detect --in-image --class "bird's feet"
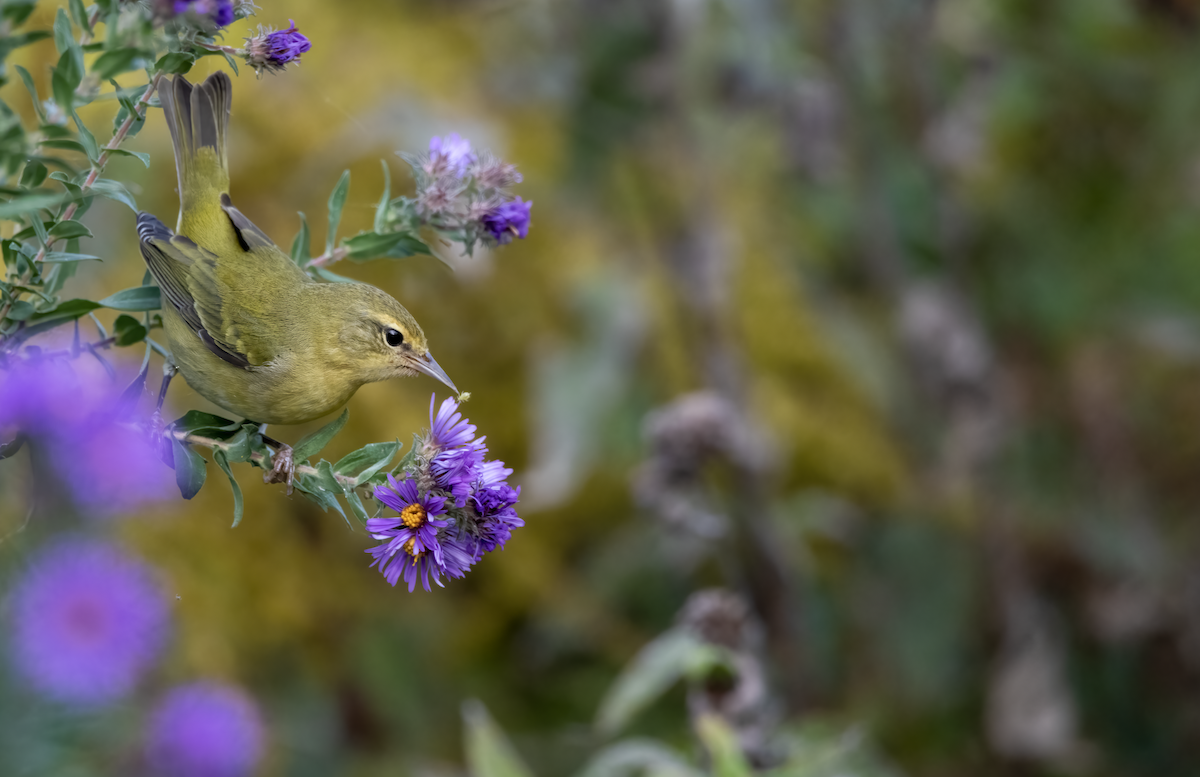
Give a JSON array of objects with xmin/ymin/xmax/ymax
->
[{"xmin": 263, "ymin": 443, "xmax": 296, "ymax": 495}]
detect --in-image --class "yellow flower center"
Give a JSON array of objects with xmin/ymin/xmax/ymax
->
[
  {"xmin": 401, "ymin": 503, "xmax": 427, "ymax": 529},
  {"xmin": 403, "ymin": 538, "xmax": 423, "ymax": 558}
]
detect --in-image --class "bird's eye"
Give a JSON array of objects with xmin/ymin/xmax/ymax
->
[{"xmin": 385, "ymin": 328, "xmax": 404, "ymax": 347}]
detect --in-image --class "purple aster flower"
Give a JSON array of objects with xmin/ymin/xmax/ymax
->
[
  {"xmin": 481, "ymin": 197, "xmax": 532, "ymax": 245},
  {"xmin": 367, "ymin": 476, "xmax": 455, "ymax": 591},
  {"xmin": 427, "ymin": 394, "xmax": 477, "ymax": 451},
  {"xmin": 8, "ymin": 538, "xmax": 169, "ymax": 706},
  {"xmin": 470, "ymin": 460, "xmax": 523, "ymax": 553},
  {"xmin": 432, "ymin": 439, "xmax": 487, "ymax": 507},
  {"xmin": 429, "ymin": 133, "xmax": 476, "ymax": 178},
  {"xmin": 243, "ymin": 20, "xmax": 312, "ymax": 75},
  {"xmin": 145, "ymin": 681, "xmax": 265, "ymax": 777}
]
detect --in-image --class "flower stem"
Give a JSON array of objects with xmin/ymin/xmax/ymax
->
[
  {"xmin": 306, "ymin": 247, "xmax": 350, "ymax": 270},
  {"xmin": 168, "ymin": 429, "xmax": 361, "ymax": 489}
]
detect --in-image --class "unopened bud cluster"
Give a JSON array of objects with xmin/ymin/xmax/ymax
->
[{"xmin": 400, "ymin": 134, "xmax": 532, "ymax": 254}]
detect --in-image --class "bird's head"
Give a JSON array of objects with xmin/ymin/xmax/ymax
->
[{"xmin": 329, "ymin": 283, "xmax": 457, "ymax": 391}]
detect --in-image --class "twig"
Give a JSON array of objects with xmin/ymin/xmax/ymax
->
[
  {"xmin": 168, "ymin": 429, "xmax": 360, "ymax": 489},
  {"xmin": 306, "ymin": 247, "xmax": 349, "ymax": 269}
]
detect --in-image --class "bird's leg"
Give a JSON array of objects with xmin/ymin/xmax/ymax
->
[
  {"xmin": 149, "ymin": 361, "xmax": 178, "ymax": 440},
  {"xmin": 256, "ymin": 425, "xmax": 296, "ymax": 495}
]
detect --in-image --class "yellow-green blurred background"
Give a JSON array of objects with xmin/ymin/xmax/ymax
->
[{"xmin": 10, "ymin": 0, "xmax": 1200, "ymax": 774}]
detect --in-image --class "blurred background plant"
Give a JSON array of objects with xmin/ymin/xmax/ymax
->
[{"xmin": 4, "ymin": 0, "xmax": 1200, "ymax": 775}]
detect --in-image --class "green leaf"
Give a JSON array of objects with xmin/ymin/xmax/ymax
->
[
  {"xmin": 213, "ymin": 450, "xmax": 245, "ymax": 527},
  {"xmin": 92, "ymin": 47, "xmax": 146, "ymax": 80},
  {"xmin": 99, "ymin": 284, "xmax": 160, "ymax": 310},
  {"xmin": 0, "ymin": 192, "xmax": 68, "ymax": 220},
  {"xmin": 313, "ymin": 266, "xmax": 357, "ymax": 283},
  {"xmin": 695, "ymin": 716, "xmax": 753, "ymax": 777},
  {"xmin": 326, "ymin": 169, "xmax": 350, "ymax": 255},
  {"xmin": 289, "ymin": 211, "xmax": 310, "ymax": 265},
  {"xmin": 170, "ymin": 437, "xmax": 207, "ymax": 500},
  {"xmin": 10, "ymin": 298, "xmax": 102, "ymax": 342},
  {"xmin": 39, "ymin": 138, "xmax": 88, "ymax": 155},
  {"xmin": 42, "ymin": 251, "xmax": 99, "ymax": 263},
  {"xmin": 344, "ymin": 489, "xmax": 369, "ymax": 524},
  {"xmin": 343, "ymin": 231, "xmax": 405, "ymax": 259},
  {"xmin": 106, "ymin": 147, "xmax": 150, "ymax": 167},
  {"xmin": 68, "ymin": 0, "xmax": 88, "ymax": 32},
  {"xmin": 292, "ymin": 472, "xmax": 348, "ymax": 521},
  {"xmin": 576, "ymin": 741, "xmax": 703, "ymax": 777},
  {"xmin": 595, "ymin": 629, "xmax": 710, "ymax": 736},
  {"xmin": 374, "ymin": 159, "xmax": 391, "ymax": 233},
  {"xmin": 113, "ymin": 313, "xmax": 146, "ymax": 346},
  {"xmin": 335, "ymin": 440, "xmax": 400, "ymax": 484},
  {"xmin": 47, "ymin": 219, "xmax": 91, "ymax": 240},
  {"xmin": 393, "ymin": 432, "xmax": 422, "ymax": 476},
  {"xmin": 221, "ymin": 428, "xmax": 253, "ymax": 463},
  {"xmin": 87, "ymin": 178, "xmax": 137, "ymax": 211},
  {"xmin": 462, "ymin": 700, "xmax": 536, "ymax": 777},
  {"xmin": 15, "ymin": 66, "xmax": 46, "ymax": 123},
  {"xmin": 170, "ymin": 410, "xmax": 242, "ymax": 437},
  {"xmin": 53, "ymin": 8, "xmax": 74, "ymax": 55},
  {"xmin": 293, "ymin": 408, "xmax": 349, "ymax": 462},
  {"xmin": 6, "ymin": 300, "xmax": 34, "ymax": 321},
  {"xmin": 155, "ymin": 51, "xmax": 196, "ymax": 74},
  {"xmin": 19, "ymin": 160, "xmax": 47, "ymax": 188},
  {"xmin": 72, "ymin": 112, "xmax": 98, "ymax": 162}
]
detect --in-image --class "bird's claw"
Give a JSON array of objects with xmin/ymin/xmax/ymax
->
[{"xmin": 264, "ymin": 444, "xmax": 296, "ymax": 495}]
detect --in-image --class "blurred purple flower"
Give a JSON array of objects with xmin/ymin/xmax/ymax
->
[
  {"xmin": 0, "ymin": 362, "xmax": 173, "ymax": 517},
  {"xmin": 145, "ymin": 681, "xmax": 265, "ymax": 777},
  {"xmin": 481, "ymin": 197, "xmax": 532, "ymax": 244},
  {"xmin": 367, "ymin": 476, "xmax": 455, "ymax": 591},
  {"xmin": 172, "ymin": 0, "xmax": 234, "ymax": 27},
  {"xmin": 244, "ymin": 20, "xmax": 312, "ymax": 74},
  {"xmin": 8, "ymin": 538, "xmax": 169, "ymax": 706},
  {"xmin": 429, "ymin": 134, "xmax": 476, "ymax": 178}
]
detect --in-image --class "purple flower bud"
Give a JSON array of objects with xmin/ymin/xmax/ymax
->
[
  {"xmin": 145, "ymin": 682, "xmax": 266, "ymax": 777},
  {"xmin": 481, "ymin": 197, "xmax": 532, "ymax": 244},
  {"xmin": 243, "ymin": 20, "xmax": 312, "ymax": 75}
]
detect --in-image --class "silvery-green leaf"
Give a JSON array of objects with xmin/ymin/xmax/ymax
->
[
  {"xmin": 99, "ymin": 284, "xmax": 160, "ymax": 311},
  {"xmin": 293, "ymin": 408, "xmax": 349, "ymax": 462},
  {"xmin": 47, "ymin": 219, "xmax": 91, "ymax": 240},
  {"xmin": 695, "ymin": 715, "xmax": 752, "ymax": 777},
  {"xmin": 334, "ymin": 440, "xmax": 399, "ymax": 483},
  {"xmin": 87, "ymin": 178, "xmax": 136, "ymax": 211},
  {"xmin": 595, "ymin": 629, "xmax": 707, "ymax": 736},
  {"xmin": 575, "ymin": 740, "xmax": 702, "ymax": 777},
  {"xmin": 171, "ymin": 438, "xmax": 206, "ymax": 500},
  {"xmin": 326, "ymin": 169, "xmax": 349, "ymax": 254},
  {"xmin": 290, "ymin": 211, "xmax": 310, "ymax": 265},
  {"xmin": 462, "ymin": 700, "xmax": 536, "ymax": 777},
  {"xmin": 374, "ymin": 159, "xmax": 391, "ymax": 233},
  {"xmin": 213, "ymin": 449, "xmax": 244, "ymax": 527}
]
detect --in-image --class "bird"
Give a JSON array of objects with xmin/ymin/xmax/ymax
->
[{"xmin": 136, "ymin": 71, "xmax": 456, "ymax": 490}]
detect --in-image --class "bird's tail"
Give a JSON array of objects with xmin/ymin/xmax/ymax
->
[{"xmin": 158, "ymin": 72, "xmax": 232, "ymax": 226}]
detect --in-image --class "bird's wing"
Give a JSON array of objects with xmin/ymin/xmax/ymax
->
[
  {"xmin": 136, "ymin": 211, "xmax": 273, "ymax": 369},
  {"xmin": 220, "ymin": 192, "xmax": 275, "ymax": 250}
]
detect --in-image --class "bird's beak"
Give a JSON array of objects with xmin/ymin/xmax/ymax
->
[{"xmin": 408, "ymin": 351, "xmax": 457, "ymax": 393}]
